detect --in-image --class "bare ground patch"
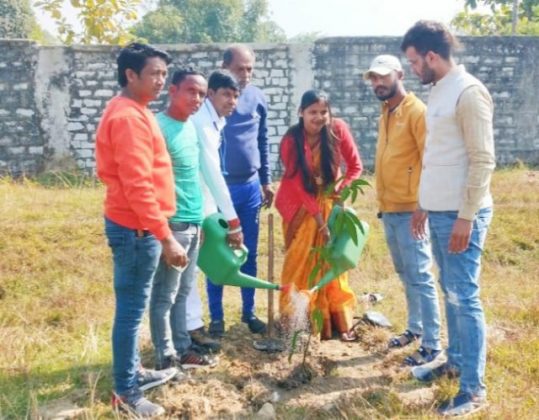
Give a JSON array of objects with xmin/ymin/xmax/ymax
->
[{"xmin": 146, "ymin": 321, "xmax": 439, "ymax": 418}]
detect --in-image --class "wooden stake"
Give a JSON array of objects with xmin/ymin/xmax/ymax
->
[{"xmin": 267, "ymin": 213, "xmax": 274, "ymax": 337}]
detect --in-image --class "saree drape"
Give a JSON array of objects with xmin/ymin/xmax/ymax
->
[{"xmin": 279, "ymin": 141, "xmax": 357, "ymax": 340}]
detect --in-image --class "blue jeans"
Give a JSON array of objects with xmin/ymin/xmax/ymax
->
[
  {"xmin": 382, "ymin": 212, "xmax": 441, "ymax": 350},
  {"xmin": 104, "ymin": 217, "xmax": 161, "ymax": 395},
  {"xmin": 429, "ymin": 208, "xmax": 493, "ymax": 397},
  {"xmin": 206, "ymin": 177, "xmax": 262, "ymax": 321},
  {"xmin": 150, "ymin": 222, "xmax": 200, "ymax": 366}
]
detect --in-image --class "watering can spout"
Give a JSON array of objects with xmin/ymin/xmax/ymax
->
[
  {"xmin": 197, "ymin": 213, "xmax": 280, "ymax": 291},
  {"xmin": 309, "ymin": 268, "xmax": 345, "ymax": 293},
  {"xmin": 227, "ymin": 271, "xmax": 280, "ymax": 290}
]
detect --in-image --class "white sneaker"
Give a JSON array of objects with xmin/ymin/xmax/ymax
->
[
  {"xmin": 438, "ymin": 392, "xmax": 487, "ymax": 417},
  {"xmin": 137, "ymin": 367, "xmax": 177, "ymax": 391},
  {"xmin": 113, "ymin": 389, "xmax": 165, "ymax": 418}
]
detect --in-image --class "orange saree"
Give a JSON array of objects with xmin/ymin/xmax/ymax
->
[{"xmin": 279, "ymin": 143, "xmax": 357, "ymax": 340}]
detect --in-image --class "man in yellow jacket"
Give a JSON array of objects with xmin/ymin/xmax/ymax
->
[{"xmin": 364, "ymin": 55, "xmax": 442, "ymax": 366}]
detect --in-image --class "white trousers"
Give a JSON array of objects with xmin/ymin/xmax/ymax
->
[{"xmin": 186, "ymin": 275, "xmax": 205, "ymax": 331}]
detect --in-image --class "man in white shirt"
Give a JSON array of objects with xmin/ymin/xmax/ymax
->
[
  {"xmin": 186, "ymin": 70, "xmax": 242, "ymax": 353},
  {"xmin": 402, "ymin": 20, "xmax": 495, "ymax": 418}
]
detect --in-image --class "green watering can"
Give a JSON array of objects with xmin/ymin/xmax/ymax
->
[
  {"xmin": 197, "ymin": 213, "xmax": 280, "ymax": 290},
  {"xmin": 309, "ymin": 205, "xmax": 369, "ymax": 293}
]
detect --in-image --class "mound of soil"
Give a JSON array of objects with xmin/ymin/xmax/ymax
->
[{"xmin": 153, "ymin": 321, "xmax": 436, "ymax": 418}]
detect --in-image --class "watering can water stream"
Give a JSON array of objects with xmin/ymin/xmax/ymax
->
[{"xmin": 197, "ymin": 213, "xmax": 280, "ymax": 290}]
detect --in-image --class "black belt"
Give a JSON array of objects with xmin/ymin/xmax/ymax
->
[{"xmin": 169, "ymin": 221, "xmax": 200, "ymax": 231}]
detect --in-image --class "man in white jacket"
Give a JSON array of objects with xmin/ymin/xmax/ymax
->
[
  {"xmin": 402, "ymin": 21, "xmax": 496, "ymax": 417},
  {"xmin": 187, "ymin": 70, "xmax": 243, "ymax": 353}
]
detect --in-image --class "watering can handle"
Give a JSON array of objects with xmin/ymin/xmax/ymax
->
[{"xmin": 233, "ymin": 244, "xmax": 249, "ymax": 265}]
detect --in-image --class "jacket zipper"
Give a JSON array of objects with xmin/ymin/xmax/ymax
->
[
  {"xmin": 380, "ymin": 111, "xmax": 391, "ymax": 206},
  {"xmin": 407, "ymin": 166, "xmax": 412, "ymax": 195}
]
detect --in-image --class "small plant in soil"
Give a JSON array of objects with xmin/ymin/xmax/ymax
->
[{"xmin": 287, "ymin": 177, "xmax": 370, "ymax": 376}]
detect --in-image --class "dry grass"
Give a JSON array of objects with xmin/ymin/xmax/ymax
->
[{"xmin": 0, "ymin": 167, "xmax": 538, "ymax": 418}]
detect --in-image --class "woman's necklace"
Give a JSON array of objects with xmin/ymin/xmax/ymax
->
[
  {"xmin": 304, "ymin": 133, "xmax": 323, "ymax": 185},
  {"xmin": 306, "ymin": 134, "xmax": 320, "ymax": 147}
]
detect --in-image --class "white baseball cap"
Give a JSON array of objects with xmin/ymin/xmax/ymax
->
[{"xmin": 363, "ymin": 55, "xmax": 402, "ymax": 80}]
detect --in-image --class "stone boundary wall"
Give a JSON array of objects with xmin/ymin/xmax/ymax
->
[
  {"xmin": 315, "ymin": 36, "xmax": 539, "ymax": 166},
  {"xmin": 0, "ymin": 37, "xmax": 538, "ymax": 176}
]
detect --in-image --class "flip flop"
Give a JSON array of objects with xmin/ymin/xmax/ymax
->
[
  {"xmin": 364, "ymin": 311, "xmax": 393, "ymax": 329},
  {"xmin": 340, "ymin": 330, "xmax": 359, "ymax": 342}
]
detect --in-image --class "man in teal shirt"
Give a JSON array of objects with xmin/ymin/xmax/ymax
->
[{"xmin": 149, "ymin": 68, "xmax": 217, "ymax": 370}]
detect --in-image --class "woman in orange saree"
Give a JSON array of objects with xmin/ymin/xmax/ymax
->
[{"xmin": 274, "ymin": 90, "xmax": 363, "ymax": 340}]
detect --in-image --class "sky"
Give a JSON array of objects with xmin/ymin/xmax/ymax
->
[
  {"xmin": 268, "ymin": 0, "xmax": 466, "ymax": 37},
  {"xmin": 33, "ymin": 0, "xmax": 468, "ymax": 39}
]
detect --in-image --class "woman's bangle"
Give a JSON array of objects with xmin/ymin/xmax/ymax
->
[
  {"xmin": 318, "ymin": 223, "xmax": 328, "ymax": 232},
  {"xmin": 228, "ymin": 226, "xmax": 242, "ymax": 235}
]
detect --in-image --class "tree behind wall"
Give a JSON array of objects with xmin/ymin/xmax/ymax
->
[
  {"xmin": 133, "ymin": 0, "xmax": 286, "ymax": 43},
  {"xmin": 34, "ymin": 0, "xmax": 142, "ymax": 45},
  {"xmin": 452, "ymin": 0, "xmax": 539, "ymax": 35},
  {"xmin": 0, "ymin": 0, "xmax": 35, "ymax": 38},
  {"xmin": 239, "ymin": 0, "xmax": 286, "ymax": 42}
]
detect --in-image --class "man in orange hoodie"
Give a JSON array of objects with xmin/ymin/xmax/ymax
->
[{"xmin": 96, "ymin": 43, "xmax": 187, "ymax": 418}]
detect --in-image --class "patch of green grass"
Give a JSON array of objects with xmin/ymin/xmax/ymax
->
[
  {"xmin": 1, "ymin": 168, "xmax": 538, "ymax": 418},
  {"xmin": 33, "ymin": 170, "xmax": 99, "ymax": 189}
]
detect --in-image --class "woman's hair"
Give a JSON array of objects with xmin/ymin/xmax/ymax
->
[{"xmin": 284, "ymin": 89, "xmax": 337, "ymax": 195}]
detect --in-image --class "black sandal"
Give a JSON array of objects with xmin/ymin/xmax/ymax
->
[
  {"xmin": 388, "ymin": 330, "xmax": 420, "ymax": 349},
  {"xmin": 403, "ymin": 346, "xmax": 442, "ymax": 366}
]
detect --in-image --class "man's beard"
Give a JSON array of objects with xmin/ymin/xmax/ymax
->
[
  {"xmin": 375, "ymin": 82, "xmax": 398, "ymax": 101},
  {"xmin": 420, "ymin": 63, "xmax": 436, "ymax": 85}
]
